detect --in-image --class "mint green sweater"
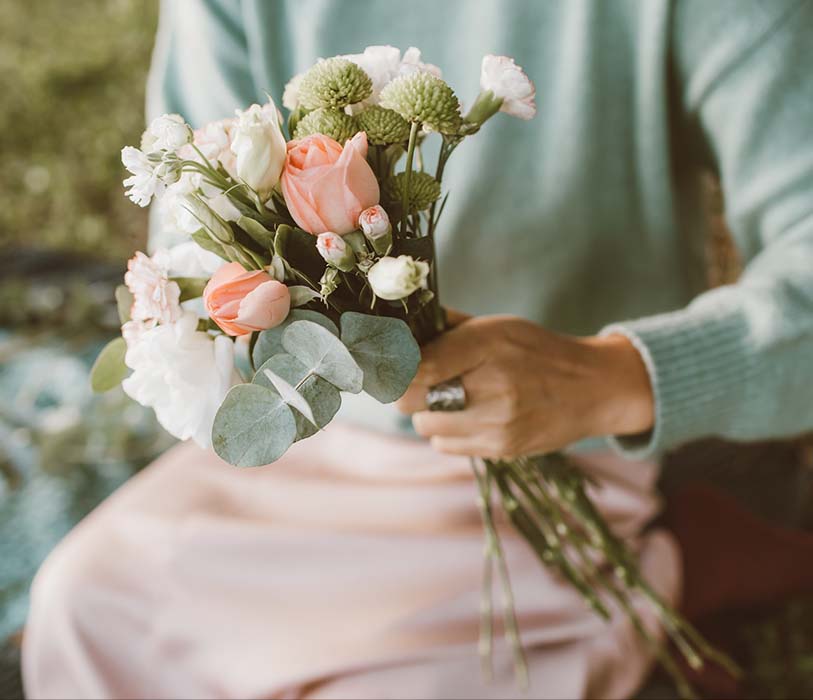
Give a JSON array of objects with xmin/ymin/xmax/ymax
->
[{"xmin": 148, "ymin": 0, "xmax": 813, "ymax": 459}]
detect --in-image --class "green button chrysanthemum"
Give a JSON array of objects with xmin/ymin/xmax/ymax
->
[
  {"xmin": 294, "ymin": 108, "xmax": 359, "ymax": 143},
  {"xmin": 384, "ymin": 171, "xmax": 442, "ymax": 211},
  {"xmin": 379, "ymin": 72, "xmax": 462, "ymax": 134},
  {"xmin": 297, "ymin": 58, "xmax": 373, "ymax": 110},
  {"xmin": 355, "ymin": 105, "xmax": 411, "ymax": 145}
]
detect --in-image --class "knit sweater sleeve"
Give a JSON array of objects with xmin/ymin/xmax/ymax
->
[{"xmin": 604, "ymin": 0, "xmax": 813, "ymax": 458}]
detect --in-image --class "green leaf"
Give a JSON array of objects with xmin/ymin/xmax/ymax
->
[
  {"xmin": 90, "ymin": 337, "xmax": 128, "ymax": 393},
  {"xmin": 211, "ymin": 383, "xmax": 297, "ymax": 466},
  {"xmin": 170, "ymin": 277, "xmax": 209, "ymax": 302},
  {"xmin": 283, "ymin": 320, "xmax": 363, "ymax": 393},
  {"xmin": 340, "ymin": 312, "xmax": 420, "ymax": 402},
  {"xmin": 252, "ymin": 309, "xmax": 339, "ymax": 368},
  {"xmin": 115, "ymin": 285, "xmax": 133, "ymax": 324},
  {"xmin": 274, "ymin": 224, "xmax": 326, "ymax": 281},
  {"xmin": 238, "ymin": 216, "xmax": 276, "ymax": 249},
  {"xmin": 191, "ymin": 229, "xmax": 230, "ymax": 260},
  {"xmin": 394, "ymin": 235, "xmax": 434, "ymax": 261},
  {"xmin": 254, "ymin": 353, "xmax": 341, "ymax": 439},
  {"xmin": 289, "ymin": 285, "xmax": 321, "ymax": 307}
]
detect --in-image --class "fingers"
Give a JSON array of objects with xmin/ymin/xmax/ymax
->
[
  {"xmin": 411, "ymin": 406, "xmax": 490, "ymax": 438},
  {"xmin": 415, "ymin": 323, "xmax": 488, "ymax": 386},
  {"xmin": 444, "ymin": 308, "xmax": 471, "ymax": 328}
]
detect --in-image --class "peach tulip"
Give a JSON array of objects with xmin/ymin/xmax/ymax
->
[{"xmin": 203, "ymin": 262, "xmax": 290, "ymax": 336}]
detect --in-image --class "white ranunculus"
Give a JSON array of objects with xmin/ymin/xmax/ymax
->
[
  {"xmin": 142, "ymin": 114, "xmax": 193, "ymax": 153},
  {"xmin": 230, "ymin": 101, "xmax": 287, "ymax": 200},
  {"xmin": 124, "ymin": 250, "xmax": 181, "ymax": 325},
  {"xmin": 122, "ymin": 311, "xmax": 239, "ymax": 448},
  {"xmin": 367, "ymin": 255, "xmax": 429, "ymax": 300},
  {"xmin": 122, "ymin": 146, "xmax": 161, "ymax": 207},
  {"xmin": 282, "ymin": 72, "xmax": 305, "ymax": 111},
  {"xmin": 479, "ymin": 55, "xmax": 537, "ymax": 120}
]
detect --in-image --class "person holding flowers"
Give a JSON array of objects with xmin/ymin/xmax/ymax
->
[{"xmin": 23, "ymin": 1, "xmax": 813, "ymax": 699}]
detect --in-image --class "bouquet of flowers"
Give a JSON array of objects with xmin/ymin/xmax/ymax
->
[{"xmin": 92, "ymin": 46, "xmax": 736, "ymax": 697}]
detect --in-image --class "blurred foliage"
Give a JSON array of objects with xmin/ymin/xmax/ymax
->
[{"xmin": 0, "ymin": 0, "xmax": 158, "ymax": 260}]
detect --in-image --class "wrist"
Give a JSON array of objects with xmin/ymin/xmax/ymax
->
[{"xmin": 583, "ymin": 333, "xmax": 654, "ymax": 437}]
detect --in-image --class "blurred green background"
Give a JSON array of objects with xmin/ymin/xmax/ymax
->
[{"xmin": 0, "ymin": 2, "xmax": 812, "ymax": 699}]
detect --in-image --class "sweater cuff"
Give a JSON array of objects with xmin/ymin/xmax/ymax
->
[{"xmin": 599, "ymin": 295, "xmax": 753, "ymax": 460}]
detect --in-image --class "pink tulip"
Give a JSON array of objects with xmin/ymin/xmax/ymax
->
[
  {"xmin": 203, "ymin": 262, "xmax": 290, "ymax": 337},
  {"xmin": 281, "ymin": 132, "xmax": 380, "ymax": 235}
]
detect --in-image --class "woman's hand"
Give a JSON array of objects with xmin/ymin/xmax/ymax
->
[{"xmin": 395, "ymin": 314, "xmax": 654, "ymax": 458}]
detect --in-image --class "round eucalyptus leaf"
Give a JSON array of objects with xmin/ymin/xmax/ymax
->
[
  {"xmin": 340, "ymin": 312, "xmax": 421, "ymax": 402},
  {"xmin": 212, "ymin": 383, "xmax": 297, "ymax": 467},
  {"xmin": 252, "ymin": 309, "xmax": 339, "ymax": 368},
  {"xmin": 282, "ymin": 320, "xmax": 363, "ymax": 393},
  {"xmin": 254, "ymin": 353, "xmax": 342, "ymax": 439}
]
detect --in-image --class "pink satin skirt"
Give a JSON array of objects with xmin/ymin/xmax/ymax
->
[{"xmin": 23, "ymin": 422, "xmax": 680, "ymax": 699}]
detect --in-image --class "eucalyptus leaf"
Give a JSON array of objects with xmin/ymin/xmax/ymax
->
[
  {"xmin": 262, "ymin": 368, "xmax": 317, "ymax": 427},
  {"xmin": 282, "ymin": 320, "xmax": 363, "ymax": 393},
  {"xmin": 211, "ymin": 383, "xmax": 297, "ymax": 466},
  {"xmin": 115, "ymin": 285, "xmax": 133, "ymax": 324},
  {"xmin": 289, "ymin": 285, "xmax": 322, "ymax": 307},
  {"xmin": 170, "ymin": 277, "xmax": 208, "ymax": 302},
  {"xmin": 90, "ymin": 337, "xmax": 128, "ymax": 393},
  {"xmin": 254, "ymin": 353, "xmax": 341, "ymax": 439},
  {"xmin": 191, "ymin": 229, "xmax": 230, "ymax": 260},
  {"xmin": 238, "ymin": 216, "xmax": 276, "ymax": 249},
  {"xmin": 340, "ymin": 312, "xmax": 421, "ymax": 402},
  {"xmin": 252, "ymin": 310, "xmax": 339, "ymax": 368}
]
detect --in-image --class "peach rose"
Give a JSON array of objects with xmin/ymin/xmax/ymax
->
[
  {"xmin": 203, "ymin": 262, "xmax": 290, "ymax": 336},
  {"xmin": 281, "ymin": 132, "xmax": 380, "ymax": 235}
]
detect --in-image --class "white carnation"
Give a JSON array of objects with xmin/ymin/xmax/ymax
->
[
  {"xmin": 479, "ymin": 55, "xmax": 537, "ymax": 120},
  {"xmin": 122, "ymin": 146, "xmax": 161, "ymax": 207},
  {"xmin": 122, "ymin": 312, "xmax": 238, "ymax": 448},
  {"xmin": 124, "ymin": 250, "xmax": 181, "ymax": 326}
]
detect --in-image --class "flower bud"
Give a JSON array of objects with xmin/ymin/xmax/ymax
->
[
  {"xmin": 231, "ymin": 101, "xmax": 287, "ymax": 201},
  {"xmin": 316, "ymin": 232, "xmax": 356, "ymax": 272},
  {"xmin": 141, "ymin": 114, "xmax": 193, "ymax": 153},
  {"xmin": 367, "ymin": 255, "xmax": 429, "ymax": 300},
  {"xmin": 358, "ymin": 205, "xmax": 392, "ymax": 254}
]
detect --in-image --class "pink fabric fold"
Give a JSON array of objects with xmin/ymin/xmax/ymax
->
[{"xmin": 23, "ymin": 422, "xmax": 680, "ymax": 699}]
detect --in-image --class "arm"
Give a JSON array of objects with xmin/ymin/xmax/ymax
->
[{"xmin": 606, "ymin": 0, "xmax": 813, "ymax": 458}]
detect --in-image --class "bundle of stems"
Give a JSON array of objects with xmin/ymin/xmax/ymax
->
[{"xmin": 470, "ymin": 453, "xmax": 741, "ymax": 698}]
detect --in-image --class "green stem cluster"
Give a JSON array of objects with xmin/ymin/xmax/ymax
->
[{"xmin": 476, "ymin": 454, "xmax": 741, "ymax": 698}]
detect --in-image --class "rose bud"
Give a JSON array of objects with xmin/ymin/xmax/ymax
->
[
  {"xmin": 230, "ymin": 100, "xmax": 287, "ymax": 201},
  {"xmin": 366, "ymin": 255, "xmax": 429, "ymax": 301},
  {"xmin": 358, "ymin": 204, "xmax": 392, "ymax": 255},
  {"xmin": 281, "ymin": 132, "xmax": 380, "ymax": 235},
  {"xmin": 316, "ymin": 232, "xmax": 356, "ymax": 272},
  {"xmin": 203, "ymin": 262, "xmax": 291, "ymax": 336}
]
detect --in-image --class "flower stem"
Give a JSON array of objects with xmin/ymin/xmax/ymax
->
[{"xmin": 401, "ymin": 121, "xmax": 420, "ymax": 237}]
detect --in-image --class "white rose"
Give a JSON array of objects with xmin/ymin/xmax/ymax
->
[
  {"xmin": 367, "ymin": 255, "xmax": 429, "ymax": 300},
  {"xmin": 122, "ymin": 311, "xmax": 238, "ymax": 448},
  {"xmin": 316, "ymin": 232, "xmax": 356, "ymax": 271},
  {"xmin": 230, "ymin": 101, "xmax": 287, "ymax": 200},
  {"xmin": 479, "ymin": 55, "xmax": 537, "ymax": 120},
  {"xmin": 142, "ymin": 114, "xmax": 193, "ymax": 153}
]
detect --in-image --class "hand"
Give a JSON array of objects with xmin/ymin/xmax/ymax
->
[{"xmin": 395, "ymin": 314, "xmax": 654, "ymax": 458}]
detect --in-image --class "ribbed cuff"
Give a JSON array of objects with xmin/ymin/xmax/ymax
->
[{"xmin": 600, "ymin": 293, "xmax": 754, "ymax": 460}]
